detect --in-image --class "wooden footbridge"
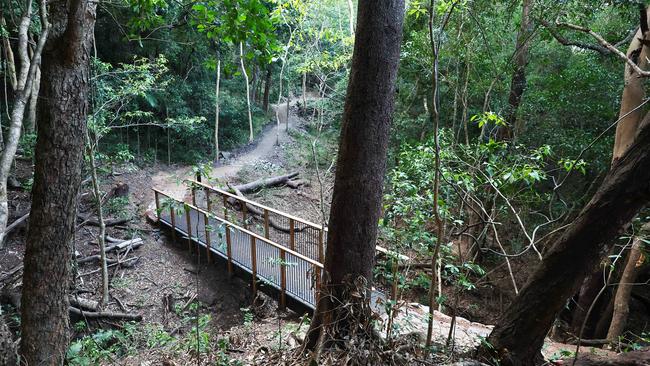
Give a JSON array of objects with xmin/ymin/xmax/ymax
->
[{"xmin": 153, "ymin": 179, "xmax": 401, "ymax": 312}]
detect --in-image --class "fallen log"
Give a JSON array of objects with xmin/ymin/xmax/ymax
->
[
  {"xmin": 555, "ymin": 348, "xmax": 650, "ymax": 366},
  {"xmin": 69, "ymin": 297, "xmax": 98, "ymax": 311},
  {"xmin": 69, "ymin": 306, "xmax": 142, "ymax": 321},
  {"xmin": 77, "ymin": 238, "xmax": 143, "ymax": 264},
  {"xmin": 84, "ymin": 217, "xmax": 130, "ymax": 227},
  {"xmin": 227, "ymin": 186, "xmax": 311, "ymax": 233},
  {"xmin": 233, "ymin": 172, "xmax": 299, "ymax": 193},
  {"xmin": 285, "ymin": 179, "xmax": 310, "ymax": 189}
]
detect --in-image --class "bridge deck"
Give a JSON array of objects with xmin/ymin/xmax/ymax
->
[{"xmin": 153, "ymin": 185, "xmax": 389, "ymax": 312}]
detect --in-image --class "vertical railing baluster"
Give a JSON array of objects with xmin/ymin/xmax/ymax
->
[
  {"xmin": 191, "ymin": 184, "xmax": 197, "ymax": 207},
  {"xmin": 170, "ymin": 202, "xmax": 177, "ymax": 242},
  {"xmin": 225, "ymin": 224, "xmax": 233, "ymax": 276},
  {"xmin": 205, "ymin": 188, "xmax": 211, "ymax": 213},
  {"xmin": 154, "ymin": 190, "xmax": 160, "ymax": 214},
  {"xmin": 289, "ymin": 219, "xmax": 295, "ymax": 250},
  {"xmin": 251, "ymin": 236, "xmax": 257, "ymax": 297},
  {"xmin": 185, "ymin": 205, "xmax": 192, "ymax": 253},
  {"xmin": 242, "ymin": 199, "xmax": 248, "ymax": 229},
  {"xmin": 223, "ymin": 194, "xmax": 228, "ymax": 220},
  {"xmin": 204, "ymin": 212, "xmax": 212, "ymax": 263},
  {"xmin": 318, "ymin": 228, "xmax": 324, "ymax": 264},
  {"xmin": 264, "ymin": 209, "xmax": 270, "ymax": 239},
  {"xmin": 280, "ymin": 248, "xmax": 287, "ymax": 310}
]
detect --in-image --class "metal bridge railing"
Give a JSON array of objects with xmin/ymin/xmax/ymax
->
[{"xmin": 154, "ymin": 188, "xmax": 323, "ymax": 309}]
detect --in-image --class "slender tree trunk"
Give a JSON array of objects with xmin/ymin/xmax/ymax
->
[
  {"xmin": 304, "ymin": 0, "xmax": 405, "ymax": 351},
  {"xmin": 263, "ymin": 65, "xmax": 271, "ymax": 112},
  {"xmin": 86, "ymin": 133, "xmax": 109, "ymax": 306},
  {"xmin": 215, "ymin": 59, "xmax": 221, "ymax": 160},
  {"xmin": 479, "ymin": 111, "xmax": 650, "ymax": 365},
  {"xmin": 20, "ymin": 0, "xmax": 96, "ymax": 363},
  {"xmin": 0, "ymin": 0, "xmax": 49, "ymax": 248},
  {"xmin": 25, "ymin": 65, "xmax": 40, "ymax": 132},
  {"xmin": 240, "ymin": 42, "xmax": 253, "ymax": 143},
  {"xmin": 0, "ymin": 16, "xmax": 17, "ymax": 91},
  {"xmin": 606, "ymin": 223, "xmax": 649, "ymax": 341},
  {"xmin": 302, "ymin": 71, "xmax": 307, "ymax": 112},
  {"xmin": 346, "ymin": 0, "xmax": 355, "ymax": 36},
  {"xmin": 498, "ymin": 0, "xmax": 533, "ymax": 141}
]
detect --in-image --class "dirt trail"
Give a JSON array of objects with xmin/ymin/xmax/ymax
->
[{"xmin": 151, "ymin": 100, "xmax": 305, "ymax": 201}]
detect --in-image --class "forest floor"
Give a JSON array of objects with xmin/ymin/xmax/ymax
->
[{"xmin": 0, "ymin": 98, "xmax": 620, "ymax": 365}]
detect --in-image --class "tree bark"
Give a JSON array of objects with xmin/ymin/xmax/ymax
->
[
  {"xmin": 19, "ymin": 0, "xmax": 96, "ymax": 364},
  {"xmin": 479, "ymin": 111, "xmax": 650, "ymax": 365},
  {"xmin": 25, "ymin": 65, "xmax": 40, "ymax": 132},
  {"xmin": 304, "ymin": 0, "xmax": 405, "ymax": 350},
  {"xmin": 0, "ymin": 16, "xmax": 17, "ymax": 92},
  {"xmin": 498, "ymin": 0, "xmax": 533, "ymax": 140}
]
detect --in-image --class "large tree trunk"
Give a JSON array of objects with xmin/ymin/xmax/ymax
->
[
  {"xmin": 479, "ymin": 112, "xmax": 650, "ymax": 365},
  {"xmin": 19, "ymin": 0, "xmax": 96, "ymax": 364},
  {"xmin": 498, "ymin": 0, "xmax": 533, "ymax": 140},
  {"xmin": 304, "ymin": 0, "xmax": 405, "ymax": 351},
  {"xmin": 572, "ymin": 7, "xmax": 650, "ymax": 337}
]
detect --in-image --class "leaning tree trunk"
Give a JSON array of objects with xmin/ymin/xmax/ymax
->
[
  {"xmin": 498, "ymin": 0, "xmax": 533, "ymax": 140},
  {"xmin": 19, "ymin": 0, "xmax": 96, "ymax": 364},
  {"xmin": 304, "ymin": 0, "xmax": 405, "ymax": 351},
  {"xmin": 479, "ymin": 111, "xmax": 650, "ymax": 365},
  {"xmin": 572, "ymin": 7, "xmax": 650, "ymax": 337},
  {"xmin": 0, "ymin": 0, "xmax": 49, "ymax": 248}
]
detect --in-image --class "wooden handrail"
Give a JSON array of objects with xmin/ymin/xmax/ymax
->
[
  {"xmin": 180, "ymin": 181, "xmax": 409, "ymax": 261},
  {"xmin": 153, "ymin": 188, "xmax": 324, "ymax": 268},
  {"xmin": 185, "ymin": 179, "xmax": 326, "ymax": 230}
]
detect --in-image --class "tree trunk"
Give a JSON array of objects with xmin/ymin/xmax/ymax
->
[
  {"xmin": 25, "ymin": 65, "xmax": 40, "ymax": 132},
  {"xmin": 606, "ymin": 224, "xmax": 648, "ymax": 341},
  {"xmin": 19, "ymin": 0, "xmax": 96, "ymax": 364},
  {"xmin": 573, "ymin": 7, "xmax": 650, "ymax": 337},
  {"xmin": 263, "ymin": 65, "xmax": 271, "ymax": 112},
  {"xmin": 498, "ymin": 0, "xmax": 533, "ymax": 140},
  {"xmin": 0, "ymin": 0, "xmax": 49, "ymax": 248},
  {"xmin": 304, "ymin": 0, "xmax": 404, "ymax": 351},
  {"xmin": 240, "ymin": 42, "xmax": 254, "ymax": 143},
  {"xmin": 215, "ymin": 59, "xmax": 221, "ymax": 160},
  {"xmin": 85, "ymin": 133, "xmax": 109, "ymax": 306},
  {"xmin": 479, "ymin": 112, "xmax": 650, "ymax": 365},
  {"xmin": 0, "ymin": 16, "xmax": 17, "ymax": 92},
  {"xmin": 346, "ymin": 0, "xmax": 355, "ymax": 36}
]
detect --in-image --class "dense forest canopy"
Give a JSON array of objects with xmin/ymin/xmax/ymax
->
[{"xmin": 1, "ymin": 0, "xmax": 650, "ymax": 365}]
